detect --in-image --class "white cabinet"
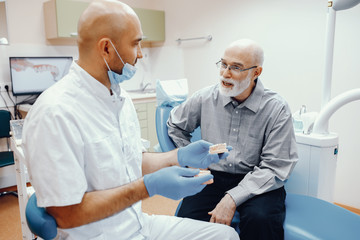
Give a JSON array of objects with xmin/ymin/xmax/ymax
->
[{"xmin": 134, "ymin": 101, "xmax": 158, "ymax": 151}]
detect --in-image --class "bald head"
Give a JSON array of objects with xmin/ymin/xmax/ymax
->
[
  {"xmin": 227, "ymin": 39, "xmax": 264, "ymax": 67},
  {"xmin": 77, "ymin": 0, "xmax": 139, "ymax": 55},
  {"xmin": 75, "ymin": 0, "xmax": 143, "ymax": 90}
]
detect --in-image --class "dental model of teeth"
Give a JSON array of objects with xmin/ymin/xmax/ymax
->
[
  {"xmin": 195, "ymin": 170, "xmax": 214, "ymax": 185},
  {"xmin": 33, "ymin": 64, "xmax": 60, "ymax": 80},
  {"xmin": 209, "ymin": 143, "xmax": 228, "ymax": 154}
]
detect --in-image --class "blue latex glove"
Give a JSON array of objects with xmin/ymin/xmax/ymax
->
[
  {"xmin": 178, "ymin": 140, "xmax": 232, "ymax": 168},
  {"xmin": 143, "ymin": 166, "xmax": 213, "ymax": 200}
]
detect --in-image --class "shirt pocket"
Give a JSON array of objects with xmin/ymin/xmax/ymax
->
[
  {"xmin": 243, "ymin": 135, "xmax": 263, "ymax": 166},
  {"xmin": 84, "ymin": 133, "xmax": 128, "ymax": 190}
]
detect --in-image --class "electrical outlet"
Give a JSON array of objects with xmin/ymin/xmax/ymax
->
[{"xmin": 0, "ymin": 82, "xmax": 11, "ymax": 92}]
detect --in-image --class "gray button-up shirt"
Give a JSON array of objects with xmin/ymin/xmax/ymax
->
[{"xmin": 167, "ymin": 79, "xmax": 298, "ymax": 206}]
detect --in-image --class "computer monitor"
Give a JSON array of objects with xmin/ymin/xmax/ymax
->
[{"xmin": 9, "ymin": 56, "xmax": 73, "ymax": 96}]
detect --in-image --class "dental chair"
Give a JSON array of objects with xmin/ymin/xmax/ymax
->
[
  {"xmin": 156, "ymin": 104, "xmax": 360, "ymax": 239},
  {"xmin": 155, "ymin": 105, "xmax": 201, "ymax": 152},
  {"xmin": 0, "ymin": 110, "xmax": 17, "ymax": 198},
  {"xmin": 26, "ymin": 193, "xmax": 57, "ymax": 240}
]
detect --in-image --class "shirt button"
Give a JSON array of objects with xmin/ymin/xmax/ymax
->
[
  {"xmin": 236, "ymin": 111, "xmax": 238, "ymax": 114},
  {"xmin": 229, "ymin": 163, "xmax": 233, "ymax": 167},
  {"xmin": 233, "ymin": 128, "xmax": 237, "ymax": 131}
]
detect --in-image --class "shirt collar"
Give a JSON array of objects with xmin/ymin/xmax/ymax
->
[
  {"xmin": 218, "ymin": 78, "xmax": 265, "ymax": 113},
  {"xmin": 71, "ymin": 62, "xmax": 124, "ymax": 101}
]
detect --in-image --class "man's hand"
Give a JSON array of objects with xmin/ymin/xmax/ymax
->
[
  {"xmin": 208, "ymin": 194, "xmax": 237, "ymax": 225},
  {"xmin": 143, "ymin": 166, "xmax": 213, "ymax": 200},
  {"xmin": 178, "ymin": 140, "xmax": 231, "ymax": 168}
]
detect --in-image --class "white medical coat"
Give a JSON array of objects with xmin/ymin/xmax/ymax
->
[{"xmin": 22, "ymin": 62, "xmax": 147, "ymax": 239}]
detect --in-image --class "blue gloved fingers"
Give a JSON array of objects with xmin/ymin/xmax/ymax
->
[
  {"xmin": 144, "ymin": 166, "xmax": 208, "ymax": 199},
  {"xmin": 218, "ymin": 152, "xmax": 229, "ymax": 159},
  {"xmin": 176, "ymin": 167, "xmax": 200, "ymax": 177},
  {"xmin": 178, "ymin": 141, "xmax": 234, "ymax": 169},
  {"xmin": 217, "ymin": 145, "xmax": 232, "ymax": 159},
  {"xmin": 179, "ymin": 173, "xmax": 213, "ymax": 197},
  {"xmin": 177, "ymin": 183, "xmax": 207, "ymax": 199},
  {"xmin": 178, "ymin": 140, "xmax": 219, "ymax": 168},
  {"xmin": 196, "ymin": 140, "xmax": 213, "ymax": 150},
  {"xmin": 207, "ymin": 153, "xmax": 221, "ymax": 165},
  {"xmin": 183, "ymin": 182, "xmax": 207, "ymax": 197},
  {"xmin": 191, "ymin": 173, "xmax": 214, "ymax": 185}
]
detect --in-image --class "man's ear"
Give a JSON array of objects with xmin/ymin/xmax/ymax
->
[
  {"xmin": 98, "ymin": 38, "xmax": 111, "ymax": 58},
  {"xmin": 253, "ymin": 66, "xmax": 263, "ymax": 79}
]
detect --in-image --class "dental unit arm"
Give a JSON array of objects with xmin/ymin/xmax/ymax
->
[
  {"xmin": 313, "ymin": 89, "xmax": 360, "ymax": 135},
  {"xmin": 320, "ymin": 0, "xmax": 360, "ymax": 132}
]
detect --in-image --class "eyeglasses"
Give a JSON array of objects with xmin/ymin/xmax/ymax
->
[{"xmin": 216, "ymin": 60, "xmax": 257, "ymax": 74}]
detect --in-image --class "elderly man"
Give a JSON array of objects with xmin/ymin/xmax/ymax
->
[
  {"xmin": 22, "ymin": 1, "xmax": 239, "ymax": 239},
  {"xmin": 168, "ymin": 39, "xmax": 298, "ymax": 240}
]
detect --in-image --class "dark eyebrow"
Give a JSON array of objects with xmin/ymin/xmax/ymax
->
[{"xmin": 134, "ymin": 37, "xmax": 143, "ymax": 44}]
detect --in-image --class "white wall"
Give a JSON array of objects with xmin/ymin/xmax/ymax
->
[
  {"xmin": 151, "ymin": 0, "xmax": 360, "ymax": 208},
  {"xmin": 1, "ymin": 0, "xmax": 359, "ymax": 208},
  {"xmin": 0, "ymin": 0, "xmax": 81, "ymax": 111}
]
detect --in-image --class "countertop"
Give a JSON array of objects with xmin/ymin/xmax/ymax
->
[
  {"xmin": 126, "ymin": 89, "xmax": 156, "ymax": 103},
  {"xmin": 128, "ymin": 91, "xmax": 156, "ymax": 100}
]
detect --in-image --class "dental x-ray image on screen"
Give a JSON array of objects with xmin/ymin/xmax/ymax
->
[{"xmin": 9, "ymin": 56, "xmax": 73, "ymax": 96}]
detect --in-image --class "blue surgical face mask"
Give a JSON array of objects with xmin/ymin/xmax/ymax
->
[{"xmin": 103, "ymin": 40, "xmax": 137, "ymax": 85}]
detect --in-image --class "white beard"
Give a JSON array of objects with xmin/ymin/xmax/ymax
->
[{"xmin": 218, "ymin": 74, "xmax": 251, "ymax": 97}]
